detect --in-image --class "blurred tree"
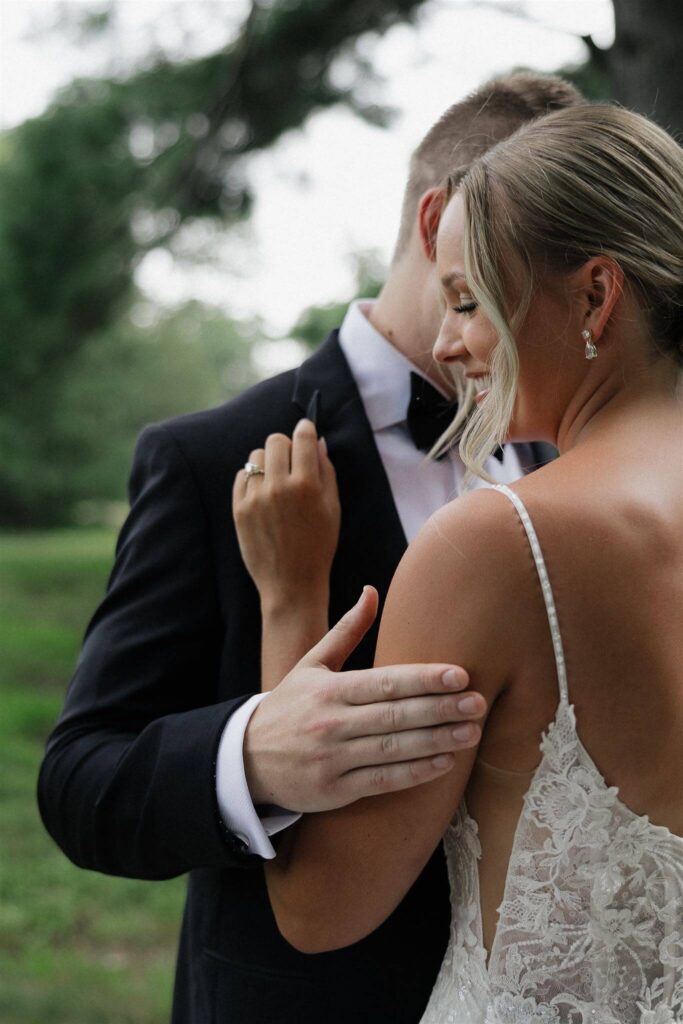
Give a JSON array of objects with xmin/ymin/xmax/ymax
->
[
  {"xmin": 0, "ymin": 299, "xmax": 259, "ymax": 526},
  {"xmin": 588, "ymin": 0, "xmax": 683, "ymax": 137},
  {"xmin": 512, "ymin": 0, "xmax": 683, "ymax": 130},
  {"xmin": 0, "ymin": 0, "xmax": 432, "ymax": 525},
  {"xmin": 61, "ymin": 300, "xmax": 260, "ymax": 520},
  {"xmin": 3, "ymin": 0, "xmax": 681, "ymax": 525}
]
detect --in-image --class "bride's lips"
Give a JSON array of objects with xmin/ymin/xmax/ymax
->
[{"xmin": 474, "ymin": 388, "xmax": 490, "ymax": 404}]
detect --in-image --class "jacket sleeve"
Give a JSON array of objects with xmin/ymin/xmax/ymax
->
[{"xmin": 37, "ymin": 423, "xmax": 260, "ymax": 879}]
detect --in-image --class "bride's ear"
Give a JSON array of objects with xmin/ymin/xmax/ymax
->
[{"xmin": 576, "ymin": 256, "xmax": 624, "ymax": 342}]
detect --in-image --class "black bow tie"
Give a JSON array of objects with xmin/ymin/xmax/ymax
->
[{"xmin": 406, "ymin": 372, "xmax": 504, "ymax": 463}]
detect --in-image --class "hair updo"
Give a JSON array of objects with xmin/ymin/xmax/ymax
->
[{"xmin": 439, "ymin": 104, "xmax": 683, "ymax": 478}]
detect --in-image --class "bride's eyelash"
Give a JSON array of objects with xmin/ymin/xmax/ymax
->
[{"xmin": 453, "ymin": 303, "xmax": 477, "ymax": 315}]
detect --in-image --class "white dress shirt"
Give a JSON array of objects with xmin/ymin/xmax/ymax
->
[{"xmin": 215, "ymin": 300, "xmax": 524, "ymax": 858}]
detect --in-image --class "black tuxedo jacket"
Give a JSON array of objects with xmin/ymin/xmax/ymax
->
[{"xmin": 38, "ymin": 332, "xmax": 553, "ymax": 1023}]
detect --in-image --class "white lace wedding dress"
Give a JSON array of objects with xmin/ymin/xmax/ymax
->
[{"xmin": 419, "ymin": 485, "xmax": 683, "ymax": 1024}]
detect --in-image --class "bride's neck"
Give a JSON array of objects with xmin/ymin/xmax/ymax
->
[{"xmin": 556, "ymin": 357, "xmax": 681, "ymax": 455}]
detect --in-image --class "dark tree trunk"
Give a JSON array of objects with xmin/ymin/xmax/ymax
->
[{"xmin": 606, "ymin": 0, "xmax": 683, "ymax": 137}]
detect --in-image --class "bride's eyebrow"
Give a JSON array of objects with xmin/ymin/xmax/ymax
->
[{"xmin": 440, "ymin": 270, "xmax": 468, "ymax": 289}]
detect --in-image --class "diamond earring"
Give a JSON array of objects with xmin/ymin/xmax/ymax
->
[{"xmin": 582, "ymin": 328, "xmax": 598, "ymax": 360}]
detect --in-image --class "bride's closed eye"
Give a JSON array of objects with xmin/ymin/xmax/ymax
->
[{"xmin": 453, "ymin": 303, "xmax": 477, "ymax": 315}]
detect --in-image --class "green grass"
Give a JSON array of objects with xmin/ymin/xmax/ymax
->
[{"xmin": 0, "ymin": 530, "xmax": 185, "ymax": 1023}]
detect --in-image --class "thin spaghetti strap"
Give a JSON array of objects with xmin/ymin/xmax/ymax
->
[{"xmin": 493, "ymin": 484, "xmax": 569, "ymax": 704}]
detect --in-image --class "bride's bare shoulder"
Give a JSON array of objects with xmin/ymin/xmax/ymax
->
[
  {"xmin": 379, "ymin": 486, "xmax": 536, "ymax": 677},
  {"xmin": 413, "ymin": 485, "xmax": 527, "ymax": 570},
  {"xmin": 398, "ymin": 456, "xmax": 598, "ymax": 626}
]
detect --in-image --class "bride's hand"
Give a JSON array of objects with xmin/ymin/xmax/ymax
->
[{"xmin": 233, "ymin": 418, "xmax": 341, "ymax": 616}]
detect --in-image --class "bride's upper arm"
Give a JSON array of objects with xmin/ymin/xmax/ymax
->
[
  {"xmin": 267, "ymin": 489, "xmax": 523, "ymax": 953},
  {"xmin": 376, "ymin": 489, "xmax": 523, "ymax": 691}
]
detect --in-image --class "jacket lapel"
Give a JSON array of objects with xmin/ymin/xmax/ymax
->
[{"xmin": 292, "ymin": 332, "xmax": 407, "ymax": 669}]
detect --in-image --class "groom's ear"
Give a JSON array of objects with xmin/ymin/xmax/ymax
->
[{"xmin": 417, "ymin": 187, "xmax": 447, "ymax": 263}]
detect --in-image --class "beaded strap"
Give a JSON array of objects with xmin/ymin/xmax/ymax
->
[{"xmin": 493, "ymin": 484, "xmax": 569, "ymax": 704}]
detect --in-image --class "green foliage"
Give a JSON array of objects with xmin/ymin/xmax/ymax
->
[
  {"xmin": 0, "ymin": 91, "xmax": 142, "ymax": 395},
  {"xmin": 555, "ymin": 55, "xmax": 613, "ymax": 103},
  {"xmin": 51, "ymin": 0, "xmax": 431, "ymax": 220},
  {"xmin": 0, "ymin": 88, "xmax": 143, "ymax": 526},
  {"xmin": 0, "ymin": 300, "xmax": 259, "ymax": 527},
  {"xmin": 0, "ymin": 530, "xmax": 184, "ymax": 1022},
  {"xmin": 61, "ymin": 300, "xmax": 259, "ymax": 505},
  {"xmin": 290, "ymin": 299, "xmax": 352, "ymax": 350},
  {"xmin": 0, "ymin": 0, "xmax": 433, "ymax": 526}
]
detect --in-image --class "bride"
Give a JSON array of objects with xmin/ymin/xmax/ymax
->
[{"xmin": 232, "ymin": 104, "xmax": 683, "ymax": 1022}]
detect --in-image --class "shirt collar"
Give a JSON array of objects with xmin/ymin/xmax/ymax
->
[{"xmin": 338, "ymin": 300, "xmax": 429, "ymax": 432}]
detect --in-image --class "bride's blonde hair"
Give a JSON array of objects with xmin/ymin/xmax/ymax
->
[{"xmin": 434, "ymin": 104, "xmax": 683, "ymax": 479}]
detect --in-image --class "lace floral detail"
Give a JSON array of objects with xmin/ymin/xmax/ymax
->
[
  {"xmin": 487, "ymin": 702, "xmax": 683, "ymax": 1024},
  {"xmin": 419, "ymin": 485, "xmax": 683, "ymax": 1023},
  {"xmin": 485, "ymin": 993, "xmax": 563, "ymax": 1023},
  {"xmin": 419, "ymin": 805, "xmax": 490, "ymax": 1023},
  {"xmin": 420, "ymin": 702, "xmax": 683, "ymax": 1024}
]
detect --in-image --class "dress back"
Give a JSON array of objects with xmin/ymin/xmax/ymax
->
[{"xmin": 419, "ymin": 484, "xmax": 683, "ymax": 1024}]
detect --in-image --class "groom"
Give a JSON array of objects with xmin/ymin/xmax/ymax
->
[{"xmin": 39, "ymin": 72, "xmax": 581, "ymax": 1023}]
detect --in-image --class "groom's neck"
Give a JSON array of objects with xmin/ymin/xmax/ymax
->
[{"xmin": 369, "ymin": 252, "xmax": 446, "ymax": 391}]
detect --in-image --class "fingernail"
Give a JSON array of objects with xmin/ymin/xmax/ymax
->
[
  {"xmin": 442, "ymin": 668, "xmax": 467, "ymax": 690},
  {"xmin": 295, "ymin": 418, "xmax": 314, "ymax": 433},
  {"xmin": 318, "ymin": 436, "xmax": 327, "ymax": 455},
  {"xmin": 452, "ymin": 723, "xmax": 474, "ymax": 741},
  {"xmin": 432, "ymin": 754, "xmax": 453, "ymax": 769},
  {"xmin": 457, "ymin": 694, "xmax": 480, "ymax": 714}
]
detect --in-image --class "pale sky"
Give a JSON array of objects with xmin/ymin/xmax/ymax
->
[{"xmin": 0, "ymin": 0, "xmax": 614, "ymax": 361}]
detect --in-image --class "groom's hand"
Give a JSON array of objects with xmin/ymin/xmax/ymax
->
[{"xmin": 244, "ymin": 587, "xmax": 485, "ymax": 812}]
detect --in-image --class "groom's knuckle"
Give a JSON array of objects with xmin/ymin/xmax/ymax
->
[
  {"xmin": 377, "ymin": 671, "xmax": 395, "ymax": 699},
  {"xmin": 370, "ymin": 767, "xmax": 387, "ymax": 792},
  {"xmin": 338, "ymin": 674, "xmax": 359, "ymax": 704},
  {"xmin": 305, "ymin": 714, "xmax": 338, "ymax": 740},
  {"xmin": 321, "ymin": 677, "xmax": 341, "ymax": 704},
  {"xmin": 427, "ymin": 727, "xmax": 443, "ymax": 752},
  {"xmin": 419, "ymin": 667, "xmax": 435, "ymax": 692},
  {"xmin": 309, "ymin": 742, "xmax": 334, "ymax": 766},
  {"xmin": 438, "ymin": 695, "xmax": 458, "ymax": 721},
  {"xmin": 314, "ymin": 671, "xmax": 335, "ymax": 699},
  {"xmin": 380, "ymin": 732, "xmax": 397, "ymax": 757},
  {"xmin": 315, "ymin": 765, "xmax": 336, "ymax": 794},
  {"xmin": 381, "ymin": 701, "xmax": 401, "ymax": 730},
  {"xmin": 320, "ymin": 716, "xmax": 342, "ymax": 740}
]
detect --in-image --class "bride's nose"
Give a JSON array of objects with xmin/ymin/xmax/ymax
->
[{"xmin": 433, "ymin": 316, "xmax": 467, "ymax": 365}]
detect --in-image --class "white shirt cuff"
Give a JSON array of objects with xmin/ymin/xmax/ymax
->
[{"xmin": 216, "ymin": 692, "xmax": 302, "ymax": 860}]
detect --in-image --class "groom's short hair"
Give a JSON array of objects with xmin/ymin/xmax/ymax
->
[{"xmin": 393, "ymin": 72, "xmax": 585, "ymax": 260}]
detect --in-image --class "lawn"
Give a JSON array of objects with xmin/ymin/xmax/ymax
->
[{"xmin": 0, "ymin": 530, "xmax": 185, "ymax": 1023}]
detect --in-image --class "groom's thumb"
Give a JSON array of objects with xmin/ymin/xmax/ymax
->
[{"xmin": 307, "ymin": 586, "xmax": 379, "ymax": 673}]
